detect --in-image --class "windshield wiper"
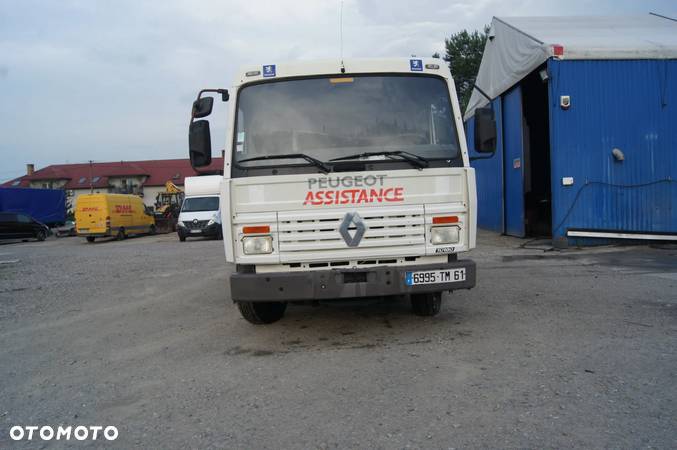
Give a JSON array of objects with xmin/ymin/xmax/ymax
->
[
  {"xmin": 330, "ymin": 151, "xmax": 429, "ymax": 169},
  {"xmin": 237, "ymin": 153, "xmax": 331, "ymax": 174}
]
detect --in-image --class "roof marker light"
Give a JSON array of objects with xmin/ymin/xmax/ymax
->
[
  {"xmin": 425, "ymin": 64, "xmax": 440, "ymax": 70},
  {"xmin": 552, "ymin": 45, "xmax": 564, "ymax": 57},
  {"xmin": 246, "ymin": 70, "xmax": 261, "ymax": 77},
  {"xmin": 329, "ymin": 77, "xmax": 354, "ymax": 84}
]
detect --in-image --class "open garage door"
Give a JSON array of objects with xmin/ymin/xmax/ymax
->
[{"xmin": 502, "ymin": 86, "xmax": 525, "ymax": 237}]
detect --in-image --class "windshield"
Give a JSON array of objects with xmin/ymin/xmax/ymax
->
[
  {"xmin": 233, "ymin": 75, "xmax": 460, "ymax": 171},
  {"xmin": 181, "ymin": 197, "xmax": 219, "ymax": 212}
]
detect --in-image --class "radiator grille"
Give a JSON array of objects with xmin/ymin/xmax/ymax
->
[{"xmin": 277, "ymin": 206, "xmax": 425, "ymax": 253}]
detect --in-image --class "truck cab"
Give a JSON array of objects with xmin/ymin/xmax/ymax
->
[{"xmin": 188, "ymin": 58, "xmax": 496, "ymax": 324}]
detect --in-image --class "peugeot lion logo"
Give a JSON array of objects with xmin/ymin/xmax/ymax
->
[{"xmin": 339, "ymin": 212, "xmax": 366, "ymax": 247}]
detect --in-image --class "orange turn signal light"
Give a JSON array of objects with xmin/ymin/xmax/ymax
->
[
  {"xmin": 243, "ymin": 225, "xmax": 270, "ymax": 234},
  {"xmin": 432, "ymin": 216, "xmax": 459, "ymax": 224}
]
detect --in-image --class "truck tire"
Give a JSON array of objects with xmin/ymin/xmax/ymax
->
[
  {"xmin": 178, "ymin": 233, "xmax": 186, "ymax": 242},
  {"xmin": 116, "ymin": 229, "xmax": 126, "ymax": 241},
  {"xmin": 86, "ymin": 236, "xmax": 95, "ymax": 243},
  {"xmin": 36, "ymin": 230, "xmax": 47, "ymax": 241},
  {"xmin": 411, "ymin": 292, "xmax": 442, "ymax": 316},
  {"xmin": 149, "ymin": 225, "xmax": 156, "ymax": 235},
  {"xmin": 216, "ymin": 228, "xmax": 223, "ymax": 240},
  {"xmin": 237, "ymin": 301, "xmax": 287, "ymax": 324}
]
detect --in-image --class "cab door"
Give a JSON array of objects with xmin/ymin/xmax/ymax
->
[
  {"xmin": 0, "ymin": 213, "xmax": 19, "ymax": 238},
  {"xmin": 133, "ymin": 197, "xmax": 150, "ymax": 231},
  {"xmin": 142, "ymin": 202, "xmax": 155, "ymax": 230},
  {"xmin": 16, "ymin": 214, "xmax": 33, "ymax": 237}
]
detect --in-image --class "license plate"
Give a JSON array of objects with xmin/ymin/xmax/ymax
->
[
  {"xmin": 190, "ymin": 229, "xmax": 201, "ymax": 233},
  {"xmin": 405, "ymin": 268, "xmax": 466, "ymax": 286}
]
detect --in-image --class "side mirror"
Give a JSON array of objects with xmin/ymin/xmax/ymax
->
[
  {"xmin": 189, "ymin": 120, "xmax": 212, "ymax": 167},
  {"xmin": 474, "ymin": 107, "xmax": 497, "ymax": 153},
  {"xmin": 192, "ymin": 97, "xmax": 214, "ymax": 119}
]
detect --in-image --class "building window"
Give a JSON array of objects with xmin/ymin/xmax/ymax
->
[
  {"xmin": 11, "ymin": 180, "xmax": 21, "ymax": 186},
  {"xmin": 92, "ymin": 176, "xmax": 100, "ymax": 183},
  {"xmin": 79, "ymin": 177, "xmax": 86, "ymax": 184}
]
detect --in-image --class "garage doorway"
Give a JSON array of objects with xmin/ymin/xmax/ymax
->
[{"xmin": 521, "ymin": 65, "xmax": 552, "ymax": 237}]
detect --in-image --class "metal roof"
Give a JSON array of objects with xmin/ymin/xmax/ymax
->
[{"xmin": 1, "ymin": 158, "xmax": 224, "ymax": 189}]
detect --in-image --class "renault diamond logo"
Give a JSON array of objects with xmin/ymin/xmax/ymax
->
[
  {"xmin": 339, "ymin": 212, "xmax": 366, "ymax": 247},
  {"xmin": 193, "ymin": 219, "xmax": 198, "ymax": 224}
]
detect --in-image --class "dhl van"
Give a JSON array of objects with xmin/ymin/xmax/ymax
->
[{"xmin": 75, "ymin": 194, "xmax": 155, "ymax": 242}]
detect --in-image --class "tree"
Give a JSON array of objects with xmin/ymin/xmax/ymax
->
[{"xmin": 439, "ymin": 26, "xmax": 489, "ymax": 113}]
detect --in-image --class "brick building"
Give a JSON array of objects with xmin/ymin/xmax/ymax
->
[{"xmin": 2, "ymin": 158, "xmax": 223, "ymax": 212}]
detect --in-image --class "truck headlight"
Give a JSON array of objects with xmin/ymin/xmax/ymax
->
[
  {"xmin": 242, "ymin": 235, "xmax": 273, "ymax": 255},
  {"xmin": 177, "ymin": 221, "xmax": 186, "ymax": 228},
  {"xmin": 207, "ymin": 219, "xmax": 215, "ymax": 226},
  {"xmin": 431, "ymin": 226, "xmax": 460, "ymax": 245}
]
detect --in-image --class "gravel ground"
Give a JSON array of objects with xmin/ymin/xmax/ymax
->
[{"xmin": 0, "ymin": 231, "xmax": 676, "ymax": 448}]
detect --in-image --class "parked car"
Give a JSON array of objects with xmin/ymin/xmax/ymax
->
[
  {"xmin": 0, "ymin": 212, "xmax": 49, "ymax": 241},
  {"xmin": 54, "ymin": 220, "xmax": 77, "ymax": 237}
]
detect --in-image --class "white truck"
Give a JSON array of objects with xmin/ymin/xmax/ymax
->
[
  {"xmin": 177, "ymin": 175, "xmax": 223, "ymax": 241},
  {"xmin": 188, "ymin": 58, "xmax": 496, "ymax": 324}
]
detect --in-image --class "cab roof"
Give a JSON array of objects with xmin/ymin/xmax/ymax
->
[{"xmin": 234, "ymin": 58, "xmax": 452, "ymax": 87}]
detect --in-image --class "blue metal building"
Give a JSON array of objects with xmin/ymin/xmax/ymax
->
[{"xmin": 465, "ymin": 15, "xmax": 677, "ymax": 245}]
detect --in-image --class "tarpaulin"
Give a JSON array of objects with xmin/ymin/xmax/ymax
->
[
  {"xmin": 465, "ymin": 14, "xmax": 677, "ymax": 120},
  {"xmin": 0, "ymin": 187, "xmax": 66, "ymax": 225}
]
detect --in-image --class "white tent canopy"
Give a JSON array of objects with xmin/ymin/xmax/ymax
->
[{"xmin": 464, "ymin": 14, "xmax": 677, "ymax": 120}]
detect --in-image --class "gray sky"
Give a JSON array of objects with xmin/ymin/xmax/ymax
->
[{"xmin": 1, "ymin": 0, "xmax": 674, "ymax": 182}]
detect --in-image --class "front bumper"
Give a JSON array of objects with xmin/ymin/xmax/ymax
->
[
  {"xmin": 76, "ymin": 228, "xmax": 110, "ymax": 237},
  {"xmin": 178, "ymin": 223, "xmax": 220, "ymax": 237},
  {"xmin": 230, "ymin": 260, "xmax": 476, "ymax": 302}
]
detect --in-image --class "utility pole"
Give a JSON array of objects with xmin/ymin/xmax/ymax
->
[{"xmin": 89, "ymin": 160, "xmax": 93, "ymax": 194}]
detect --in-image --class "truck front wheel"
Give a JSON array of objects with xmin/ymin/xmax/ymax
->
[
  {"xmin": 411, "ymin": 292, "xmax": 442, "ymax": 316},
  {"xmin": 237, "ymin": 301, "xmax": 287, "ymax": 324}
]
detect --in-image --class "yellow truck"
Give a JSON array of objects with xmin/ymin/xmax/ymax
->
[{"xmin": 75, "ymin": 194, "xmax": 155, "ymax": 242}]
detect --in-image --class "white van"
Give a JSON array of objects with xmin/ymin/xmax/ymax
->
[{"xmin": 177, "ymin": 175, "xmax": 223, "ymax": 241}]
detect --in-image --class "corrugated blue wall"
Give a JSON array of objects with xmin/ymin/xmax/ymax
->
[
  {"xmin": 467, "ymin": 97, "xmax": 504, "ymax": 233},
  {"xmin": 548, "ymin": 59, "xmax": 677, "ymax": 241}
]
